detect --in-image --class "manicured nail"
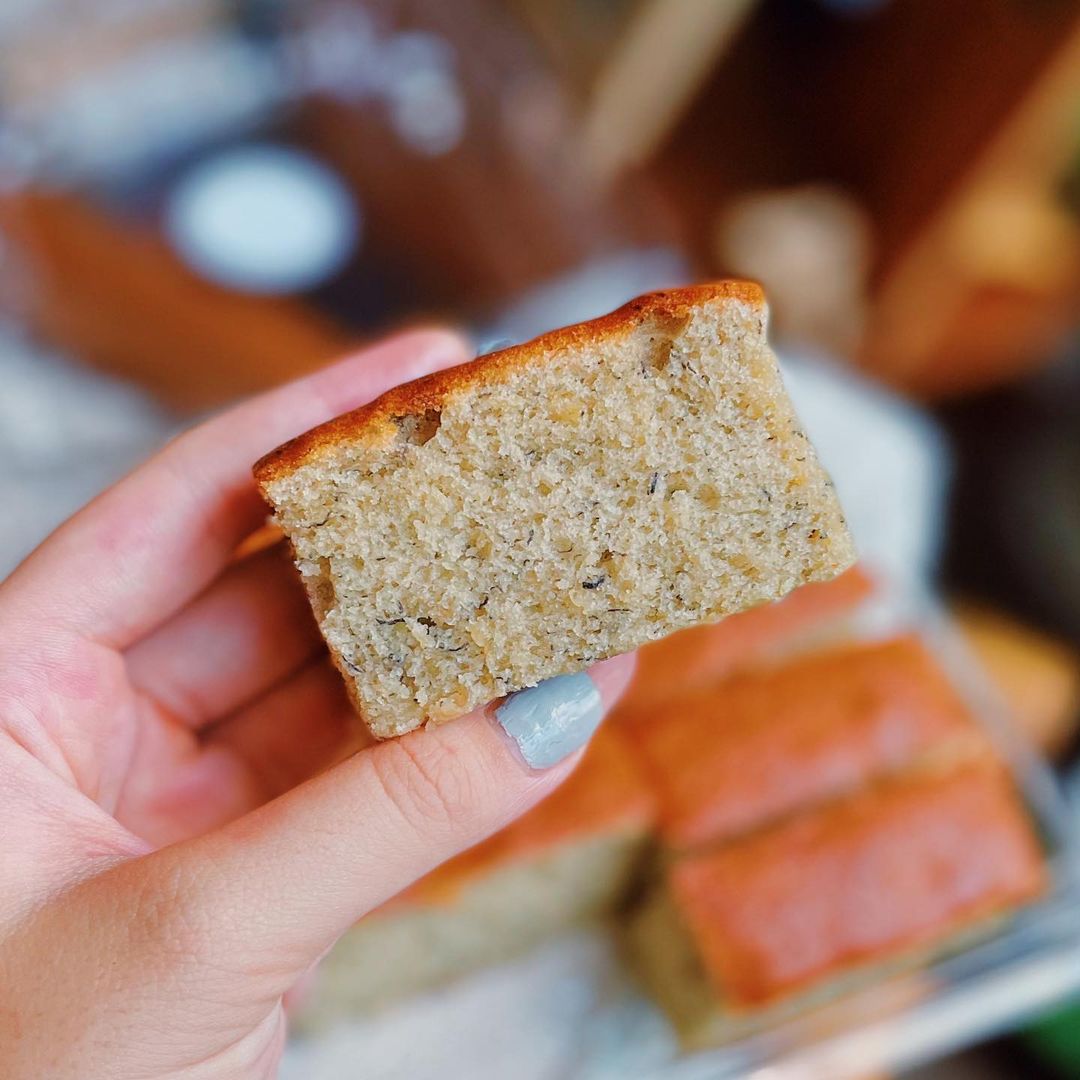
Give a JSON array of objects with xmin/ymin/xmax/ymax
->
[
  {"xmin": 495, "ymin": 672, "xmax": 603, "ymax": 769},
  {"xmin": 477, "ymin": 336, "xmax": 517, "ymax": 356}
]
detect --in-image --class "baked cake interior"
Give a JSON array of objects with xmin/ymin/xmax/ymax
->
[{"xmin": 262, "ymin": 301, "xmax": 852, "ymax": 735}]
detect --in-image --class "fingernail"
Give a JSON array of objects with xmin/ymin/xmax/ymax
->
[
  {"xmin": 495, "ymin": 672, "xmax": 603, "ymax": 769},
  {"xmin": 476, "ymin": 336, "xmax": 517, "ymax": 356}
]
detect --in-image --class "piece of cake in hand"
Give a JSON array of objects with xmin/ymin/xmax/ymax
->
[
  {"xmin": 300, "ymin": 728, "xmax": 655, "ymax": 1027},
  {"xmin": 254, "ymin": 283, "xmax": 855, "ymax": 738},
  {"xmin": 630, "ymin": 760, "xmax": 1047, "ymax": 1049},
  {"xmin": 633, "ymin": 636, "xmax": 986, "ymax": 849}
]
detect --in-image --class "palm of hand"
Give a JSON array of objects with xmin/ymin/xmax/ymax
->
[
  {"xmin": 7, "ymin": 542, "xmax": 353, "ymax": 850},
  {"xmin": 0, "ymin": 332, "xmax": 634, "ymax": 1079}
]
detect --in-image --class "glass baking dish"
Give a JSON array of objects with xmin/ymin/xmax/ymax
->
[{"xmin": 283, "ymin": 588, "xmax": 1080, "ymax": 1080}]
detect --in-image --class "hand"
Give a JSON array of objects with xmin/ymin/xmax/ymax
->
[{"xmin": 0, "ymin": 330, "xmax": 635, "ymax": 1079}]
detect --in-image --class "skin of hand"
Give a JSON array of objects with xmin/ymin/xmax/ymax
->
[{"xmin": 0, "ymin": 330, "xmax": 636, "ymax": 1079}]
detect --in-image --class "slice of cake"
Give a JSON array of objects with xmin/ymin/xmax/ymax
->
[
  {"xmin": 630, "ymin": 760, "xmax": 1046, "ymax": 1048},
  {"xmin": 300, "ymin": 729, "xmax": 655, "ymax": 1026},
  {"xmin": 632, "ymin": 636, "xmax": 986, "ymax": 849},
  {"xmin": 254, "ymin": 283, "xmax": 855, "ymax": 738}
]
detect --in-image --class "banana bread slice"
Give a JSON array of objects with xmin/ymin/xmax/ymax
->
[
  {"xmin": 255, "ymin": 283, "xmax": 855, "ymax": 738},
  {"xmin": 629, "ymin": 760, "xmax": 1046, "ymax": 1049},
  {"xmin": 631, "ymin": 636, "xmax": 987, "ymax": 849}
]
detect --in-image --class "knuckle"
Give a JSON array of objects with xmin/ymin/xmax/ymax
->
[
  {"xmin": 368, "ymin": 733, "xmax": 479, "ymax": 836},
  {"xmin": 129, "ymin": 857, "xmax": 212, "ymax": 966}
]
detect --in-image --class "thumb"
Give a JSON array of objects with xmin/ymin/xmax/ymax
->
[{"xmin": 135, "ymin": 654, "xmax": 635, "ymax": 982}]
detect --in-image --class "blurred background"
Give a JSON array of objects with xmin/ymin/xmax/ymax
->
[{"xmin": 1, "ymin": 1, "xmax": 1079, "ymax": 1078}]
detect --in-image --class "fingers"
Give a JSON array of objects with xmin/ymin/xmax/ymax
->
[
  {"xmin": 115, "ymin": 660, "xmax": 367, "ymax": 846},
  {"xmin": 125, "ymin": 544, "xmax": 323, "ymax": 730},
  {"xmin": 5, "ymin": 329, "xmax": 471, "ymax": 649},
  {"xmin": 130, "ymin": 654, "xmax": 636, "ymax": 986},
  {"xmin": 0, "ymin": 735, "xmax": 148, "ymax": 927},
  {"xmin": 208, "ymin": 657, "xmax": 369, "ymax": 805}
]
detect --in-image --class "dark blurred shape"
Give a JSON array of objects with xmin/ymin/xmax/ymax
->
[
  {"xmin": 941, "ymin": 347, "xmax": 1080, "ymax": 645},
  {"xmin": 1025, "ymin": 995, "xmax": 1080, "ymax": 1077},
  {"xmin": 504, "ymin": 0, "xmax": 640, "ymax": 94},
  {"xmin": 646, "ymin": 0, "xmax": 1080, "ymax": 397},
  {"xmin": 576, "ymin": 0, "xmax": 759, "ymax": 187},
  {"xmin": 0, "ymin": 0, "xmax": 678, "ymax": 409},
  {"xmin": 292, "ymin": 1, "xmax": 675, "ymax": 318},
  {"xmin": 816, "ymin": 0, "xmax": 892, "ymax": 14}
]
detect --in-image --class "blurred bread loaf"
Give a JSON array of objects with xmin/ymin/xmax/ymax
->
[
  {"xmin": 632, "ymin": 636, "xmax": 986, "ymax": 848},
  {"xmin": 255, "ymin": 283, "xmax": 854, "ymax": 738},
  {"xmin": 631, "ymin": 759, "xmax": 1046, "ymax": 1048}
]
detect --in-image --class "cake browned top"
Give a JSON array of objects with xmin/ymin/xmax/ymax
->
[
  {"xmin": 670, "ymin": 761, "xmax": 1046, "ymax": 1007},
  {"xmin": 253, "ymin": 282, "xmax": 765, "ymax": 484},
  {"xmin": 613, "ymin": 563, "xmax": 874, "ymax": 720},
  {"xmin": 634, "ymin": 636, "xmax": 984, "ymax": 848}
]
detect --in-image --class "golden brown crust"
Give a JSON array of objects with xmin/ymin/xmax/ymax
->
[
  {"xmin": 634, "ymin": 636, "xmax": 984, "ymax": 849},
  {"xmin": 671, "ymin": 760, "xmax": 1046, "ymax": 1007},
  {"xmin": 253, "ymin": 281, "xmax": 765, "ymax": 485}
]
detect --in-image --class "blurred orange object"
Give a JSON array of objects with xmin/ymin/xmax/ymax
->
[
  {"xmin": 616, "ymin": 564, "xmax": 874, "ymax": 718},
  {"xmin": 859, "ymin": 23, "xmax": 1080, "ymax": 399},
  {"xmin": 0, "ymin": 189, "xmax": 351, "ymax": 409},
  {"xmin": 668, "ymin": 759, "xmax": 1045, "ymax": 1010},
  {"xmin": 232, "ymin": 523, "xmax": 285, "ymax": 561},
  {"xmin": 630, "ymin": 637, "xmax": 981, "ymax": 849},
  {"xmin": 952, "ymin": 602, "xmax": 1080, "ymax": 757}
]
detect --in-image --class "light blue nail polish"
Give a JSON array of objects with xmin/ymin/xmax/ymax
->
[
  {"xmin": 495, "ymin": 672, "xmax": 603, "ymax": 769},
  {"xmin": 477, "ymin": 336, "xmax": 517, "ymax": 356}
]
